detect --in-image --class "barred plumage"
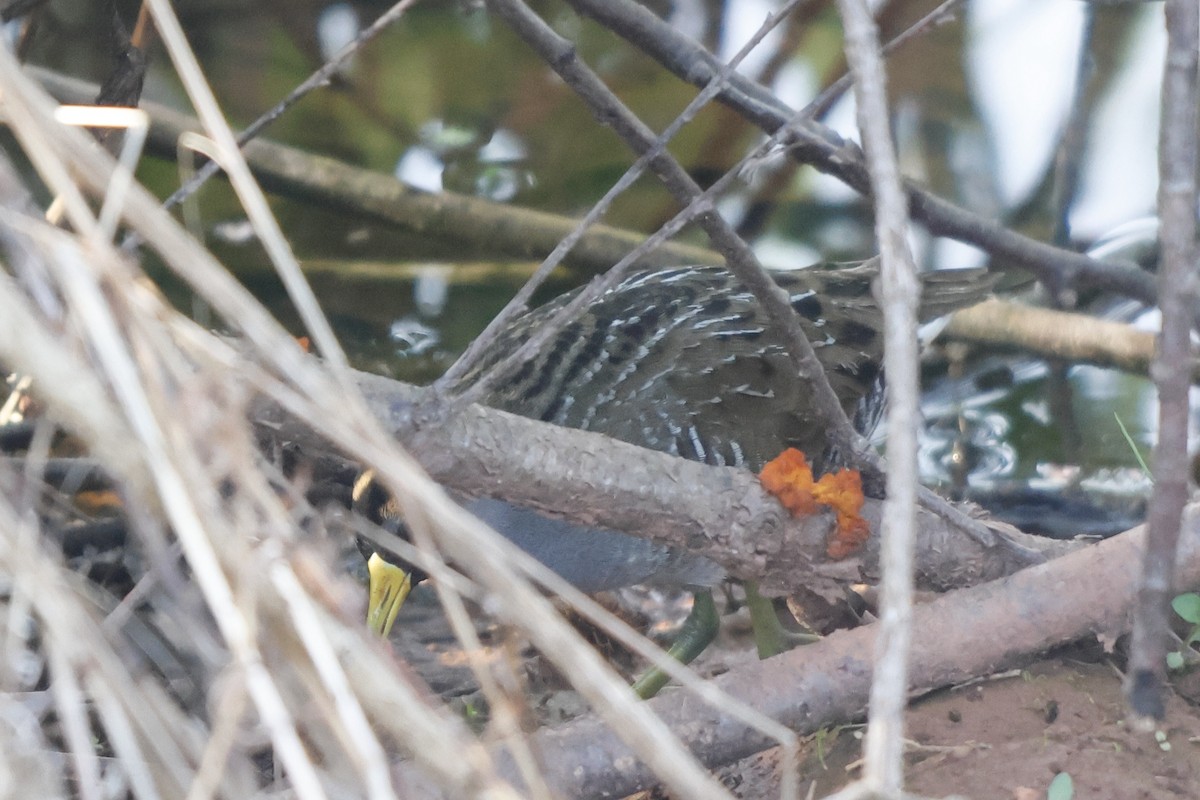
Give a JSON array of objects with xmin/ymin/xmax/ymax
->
[{"xmin": 462, "ymin": 262, "xmax": 989, "ymax": 474}]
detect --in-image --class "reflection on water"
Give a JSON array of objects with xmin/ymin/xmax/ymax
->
[
  {"xmin": 919, "ymin": 350, "xmax": 1155, "ymax": 537},
  {"xmin": 388, "ymin": 314, "xmax": 439, "ymax": 357},
  {"xmin": 921, "ymin": 407, "xmax": 1016, "ymax": 489},
  {"xmin": 17, "ymin": 0, "xmax": 1168, "ymax": 524},
  {"xmin": 317, "ymin": 3, "xmax": 361, "ymax": 65}
]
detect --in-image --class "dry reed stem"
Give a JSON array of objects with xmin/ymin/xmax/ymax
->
[{"xmin": 0, "ymin": 15, "xmax": 796, "ymax": 798}]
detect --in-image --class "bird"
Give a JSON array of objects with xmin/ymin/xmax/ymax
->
[{"xmin": 355, "ymin": 261, "xmax": 989, "ymax": 695}]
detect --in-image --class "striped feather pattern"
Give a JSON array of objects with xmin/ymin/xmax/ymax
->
[{"xmin": 459, "ymin": 263, "xmax": 990, "ymax": 474}]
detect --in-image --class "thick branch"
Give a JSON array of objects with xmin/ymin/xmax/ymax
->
[
  {"xmin": 258, "ymin": 368, "xmax": 1067, "ymax": 599},
  {"xmin": 29, "ymin": 67, "xmax": 723, "ymax": 275},
  {"xmin": 945, "ymin": 298, "xmax": 1162, "ymax": 376},
  {"xmin": 392, "ymin": 505, "xmax": 1200, "ymax": 798}
]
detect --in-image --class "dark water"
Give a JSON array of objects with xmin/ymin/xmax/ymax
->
[{"xmin": 15, "ymin": 0, "xmax": 1165, "ymax": 522}]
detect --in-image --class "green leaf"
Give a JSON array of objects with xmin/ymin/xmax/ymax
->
[
  {"xmin": 1167, "ymin": 650, "xmax": 1185, "ymax": 671},
  {"xmin": 1113, "ymin": 413, "xmax": 1151, "ymax": 478},
  {"xmin": 1048, "ymin": 771, "xmax": 1074, "ymax": 800},
  {"xmin": 1172, "ymin": 593, "xmax": 1200, "ymax": 624}
]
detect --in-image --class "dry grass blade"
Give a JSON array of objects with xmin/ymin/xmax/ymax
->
[
  {"xmin": 0, "ymin": 15, "xmax": 779, "ymax": 798},
  {"xmin": 0, "ymin": 49, "xmax": 524, "ymax": 800}
]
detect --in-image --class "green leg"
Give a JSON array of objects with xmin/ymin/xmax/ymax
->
[
  {"xmin": 745, "ymin": 581, "xmax": 787, "ymax": 659},
  {"xmin": 745, "ymin": 581, "xmax": 820, "ymax": 659},
  {"xmin": 631, "ymin": 590, "xmax": 719, "ymax": 699}
]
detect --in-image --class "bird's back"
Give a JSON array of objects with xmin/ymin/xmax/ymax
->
[
  {"xmin": 463, "ymin": 263, "xmax": 986, "ymax": 472},
  {"xmin": 451, "ymin": 263, "xmax": 988, "ymax": 591}
]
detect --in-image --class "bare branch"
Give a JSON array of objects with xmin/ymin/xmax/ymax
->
[
  {"xmin": 440, "ymin": 0, "xmax": 803, "ymax": 394},
  {"xmin": 259, "ymin": 368, "xmax": 1065, "ymax": 594},
  {"xmin": 391, "ymin": 506, "xmax": 1200, "ymax": 798},
  {"xmin": 566, "ymin": 0, "xmax": 1161, "ymax": 307},
  {"xmin": 156, "ymin": 0, "xmax": 423, "ymax": 220},
  {"xmin": 836, "ymin": 0, "xmax": 920, "ymax": 792},
  {"xmin": 945, "ymin": 299, "xmax": 1162, "ymax": 376},
  {"xmin": 480, "ymin": 0, "xmax": 872, "ymax": 479},
  {"xmin": 30, "ymin": 67, "xmax": 723, "ymax": 275},
  {"xmin": 1127, "ymin": 0, "xmax": 1199, "ymax": 722}
]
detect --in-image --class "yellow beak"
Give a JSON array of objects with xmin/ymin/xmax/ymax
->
[{"xmin": 366, "ymin": 552, "xmax": 413, "ymax": 637}]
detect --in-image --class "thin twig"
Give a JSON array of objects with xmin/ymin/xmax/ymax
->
[
  {"xmin": 152, "ymin": 0, "xmax": 422, "ymax": 221},
  {"xmin": 835, "ymin": 0, "xmax": 919, "ymax": 794},
  {"xmin": 566, "ymin": 0, "xmax": 1161, "ymax": 309},
  {"xmin": 33, "ymin": 66, "xmax": 724, "ymax": 276},
  {"xmin": 143, "ymin": 0, "xmax": 354, "ymax": 387},
  {"xmin": 439, "ymin": 0, "xmax": 806, "ymax": 394},
  {"xmin": 269, "ymin": 560, "xmax": 397, "ymax": 800},
  {"xmin": 805, "ymin": 0, "xmax": 964, "ymax": 121},
  {"xmin": 1048, "ymin": 6, "xmax": 1097, "ymax": 251},
  {"xmin": 473, "ymin": 0, "xmax": 869, "ymax": 480}
]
